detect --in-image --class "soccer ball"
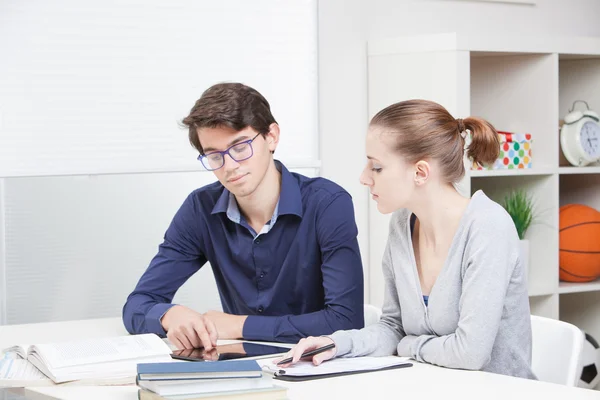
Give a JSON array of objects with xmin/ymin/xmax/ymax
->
[{"xmin": 579, "ymin": 333, "xmax": 600, "ymax": 390}]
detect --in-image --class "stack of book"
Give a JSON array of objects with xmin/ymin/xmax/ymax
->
[{"xmin": 135, "ymin": 359, "xmax": 288, "ymax": 400}]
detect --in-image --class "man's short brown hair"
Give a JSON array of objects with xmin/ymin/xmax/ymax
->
[{"xmin": 182, "ymin": 82, "xmax": 277, "ymax": 154}]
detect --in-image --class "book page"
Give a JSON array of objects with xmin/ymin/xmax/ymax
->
[
  {"xmin": 1, "ymin": 345, "xmax": 29, "ymax": 359},
  {"xmin": 0, "ymin": 358, "xmax": 54, "ymax": 387},
  {"xmin": 0, "ymin": 355, "xmax": 138, "ymax": 387},
  {"xmin": 260, "ymin": 356, "xmax": 411, "ymax": 377},
  {"xmin": 30, "ymin": 334, "xmax": 171, "ymax": 369}
]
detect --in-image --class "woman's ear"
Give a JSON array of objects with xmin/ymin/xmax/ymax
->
[{"xmin": 414, "ymin": 160, "xmax": 430, "ymax": 185}]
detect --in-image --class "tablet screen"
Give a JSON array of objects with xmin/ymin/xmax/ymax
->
[{"xmin": 170, "ymin": 342, "xmax": 289, "ymax": 362}]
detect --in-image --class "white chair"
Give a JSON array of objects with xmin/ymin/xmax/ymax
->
[
  {"xmin": 530, "ymin": 315, "xmax": 584, "ymax": 386},
  {"xmin": 364, "ymin": 304, "xmax": 382, "ymax": 327}
]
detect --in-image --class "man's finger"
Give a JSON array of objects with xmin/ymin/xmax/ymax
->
[
  {"xmin": 181, "ymin": 325, "xmax": 200, "ymax": 348},
  {"xmin": 204, "ymin": 318, "xmax": 219, "ymax": 347},
  {"xmin": 185, "ymin": 325, "xmax": 202, "ymax": 349},
  {"xmin": 177, "ymin": 330, "xmax": 194, "ymax": 350},
  {"xmin": 194, "ymin": 320, "xmax": 213, "ymax": 351},
  {"xmin": 168, "ymin": 333, "xmax": 184, "ymax": 351},
  {"xmin": 204, "ymin": 348, "xmax": 219, "ymax": 361}
]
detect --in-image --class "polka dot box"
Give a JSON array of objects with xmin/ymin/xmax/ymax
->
[{"xmin": 471, "ymin": 131, "xmax": 532, "ymax": 170}]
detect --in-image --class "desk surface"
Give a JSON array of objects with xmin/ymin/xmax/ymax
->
[{"xmin": 1, "ymin": 318, "xmax": 599, "ymax": 400}]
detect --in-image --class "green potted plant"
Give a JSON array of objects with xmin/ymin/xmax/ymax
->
[{"xmin": 502, "ymin": 189, "xmax": 535, "ymax": 275}]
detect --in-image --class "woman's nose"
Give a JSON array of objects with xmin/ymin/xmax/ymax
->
[{"xmin": 359, "ymin": 171, "xmax": 372, "ymax": 187}]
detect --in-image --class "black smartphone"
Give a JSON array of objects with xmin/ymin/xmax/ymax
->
[{"xmin": 170, "ymin": 342, "xmax": 289, "ymax": 362}]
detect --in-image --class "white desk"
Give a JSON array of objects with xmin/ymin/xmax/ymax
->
[{"xmin": 1, "ymin": 318, "xmax": 599, "ymax": 400}]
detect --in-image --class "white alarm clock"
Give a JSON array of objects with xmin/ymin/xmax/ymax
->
[{"xmin": 560, "ymin": 101, "xmax": 600, "ymax": 167}]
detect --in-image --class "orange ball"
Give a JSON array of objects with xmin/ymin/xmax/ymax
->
[{"xmin": 559, "ymin": 204, "xmax": 600, "ymax": 282}]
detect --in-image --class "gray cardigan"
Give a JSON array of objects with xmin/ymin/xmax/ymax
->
[{"xmin": 331, "ymin": 191, "xmax": 536, "ymax": 379}]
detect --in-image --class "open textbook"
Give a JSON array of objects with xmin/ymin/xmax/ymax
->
[{"xmin": 1, "ymin": 334, "xmax": 173, "ymax": 386}]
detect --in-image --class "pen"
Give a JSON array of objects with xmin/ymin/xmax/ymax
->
[{"xmin": 276, "ymin": 343, "xmax": 336, "ymax": 365}]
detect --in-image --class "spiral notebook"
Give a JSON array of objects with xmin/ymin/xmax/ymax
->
[{"xmin": 260, "ymin": 356, "xmax": 412, "ymax": 381}]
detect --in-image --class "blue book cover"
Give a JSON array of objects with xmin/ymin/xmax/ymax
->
[{"xmin": 137, "ymin": 360, "xmax": 262, "ymax": 381}]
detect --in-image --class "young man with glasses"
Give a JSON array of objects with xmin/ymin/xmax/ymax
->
[{"xmin": 123, "ymin": 82, "xmax": 364, "ymax": 349}]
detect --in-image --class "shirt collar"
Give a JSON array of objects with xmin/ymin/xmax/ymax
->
[
  {"xmin": 211, "ymin": 160, "xmax": 303, "ymax": 219},
  {"xmin": 277, "ymin": 161, "xmax": 303, "ymax": 218},
  {"xmin": 211, "ymin": 186, "xmax": 230, "ymax": 215},
  {"xmin": 225, "ymin": 191, "xmax": 242, "ymax": 224}
]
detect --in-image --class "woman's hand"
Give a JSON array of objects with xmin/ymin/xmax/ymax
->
[{"xmin": 274, "ymin": 336, "xmax": 336, "ymax": 367}]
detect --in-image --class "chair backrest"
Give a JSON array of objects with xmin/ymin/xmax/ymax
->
[
  {"xmin": 364, "ymin": 304, "xmax": 382, "ymax": 327},
  {"xmin": 530, "ymin": 315, "xmax": 584, "ymax": 386}
]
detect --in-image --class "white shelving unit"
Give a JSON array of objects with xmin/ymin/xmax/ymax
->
[
  {"xmin": 470, "ymin": 168, "xmax": 556, "ymax": 177},
  {"xmin": 367, "ymin": 33, "xmax": 600, "ymax": 384}
]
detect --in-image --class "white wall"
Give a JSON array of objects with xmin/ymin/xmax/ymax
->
[
  {"xmin": 0, "ymin": 0, "xmax": 319, "ymax": 325},
  {"xmin": 317, "ymin": 0, "xmax": 370, "ymax": 299},
  {"xmin": 2, "ymin": 167, "xmax": 318, "ymax": 325},
  {"xmin": 5, "ymin": 0, "xmax": 600, "ymax": 323},
  {"xmin": 0, "ymin": 0, "xmax": 318, "ymax": 177},
  {"xmin": 318, "ymin": 0, "xmax": 600, "ymax": 306},
  {"xmin": 367, "ymin": 0, "xmax": 600, "ymax": 39}
]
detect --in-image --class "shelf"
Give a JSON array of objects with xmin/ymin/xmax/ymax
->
[
  {"xmin": 469, "ymin": 167, "xmax": 555, "ymax": 178},
  {"xmin": 529, "ymin": 290, "xmax": 558, "ymax": 297},
  {"xmin": 558, "ymin": 166, "xmax": 600, "ymax": 175},
  {"xmin": 471, "ymin": 166, "xmax": 600, "ymax": 177},
  {"xmin": 368, "ymin": 32, "xmax": 600, "ymax": 57},
  {"xmin": 558, "ymin": 281, "xmax": 600, "ymax": 294},
  {"xmin": 368, "ymin": 32, "xmax": 600, "ymax": 326}
]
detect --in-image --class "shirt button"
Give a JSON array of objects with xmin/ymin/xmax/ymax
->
[
  {"xmin": 259, "ymin": 272, "xmax": 265, "ymax": 278},
  {"xmin": 255, "ymin": 238, "xmax": 261, "ymax": 244},
  {"xmin": 258, "ymin": 306, "xmax": 264, "ymax": 313}
]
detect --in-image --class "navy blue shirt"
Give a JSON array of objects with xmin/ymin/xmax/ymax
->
[{"xmin": 123, "ymin": 161, "xmax": 364, "ymax": 343}]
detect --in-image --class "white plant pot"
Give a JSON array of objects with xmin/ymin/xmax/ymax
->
[{"xmin": 519, "ymin": 239, "xmax": 530, "ymax": 278}]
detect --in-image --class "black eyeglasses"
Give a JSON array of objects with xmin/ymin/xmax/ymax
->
[{"xmin": 198, "ymin": 133, "xmax": 262, "ymax": 171}]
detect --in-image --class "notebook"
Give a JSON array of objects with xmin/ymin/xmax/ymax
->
[
  {"xmin": 1, "ymin": 334, "xmax": 173, "ymax": 385},
  {"xmin": 137, "ymin": 375, "xmax": 273, "ymax": 397},
  {"xmin": 260, "ymin": 355, "xmax": 412, "ymax": 381},
  {"xmin": 137, "ymin": 384, "xmax": 288, "ymax": 400},
  {"xmin": 136, "ymin": 360, "xmax": 263, "ymax": 381}
]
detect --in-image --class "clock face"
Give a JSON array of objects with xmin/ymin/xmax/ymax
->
[{"xmin": 580, "ymin": 121, "xmax": 600, "ymax": 160}]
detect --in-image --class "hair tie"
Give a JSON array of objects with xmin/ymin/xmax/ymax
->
[{"xmin": 456, "ymin": 118, "xmax": 465, "ymax": 135}]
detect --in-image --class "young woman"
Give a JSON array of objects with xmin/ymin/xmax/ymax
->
[{"xmin": 279, "ymin": 99, "xmax": 536, "ymax": 379}]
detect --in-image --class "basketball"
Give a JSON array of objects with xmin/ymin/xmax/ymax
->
[{"xmin": 559, "ymin": 204, "xmax": 600, "ymax": 282}]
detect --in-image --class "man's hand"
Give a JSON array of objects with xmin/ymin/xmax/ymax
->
[
  {"xmin": 203, "ymin": 310, "xmax": 248, "ymax": 340},
  {"xmin": 161, "ymin": 305, "xmax": 218, "ymax": 350}
]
